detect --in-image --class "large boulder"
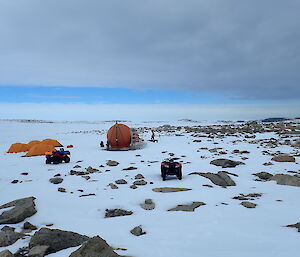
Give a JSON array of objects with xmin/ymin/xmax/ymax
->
[
  {"xmin": 253, "ymin": 172, "xmax": 273, "ymax": 180},
  {"xmin": 69, "ymin": 236, "xmax": 120, "ymax": 257},
  {"xmin": 271, "ymin": 174, "xmax": 300, "ymax": 187},
  {"xmin": 0, "ymin": 197, "xmax": 37, "ymax": 224},
  {"xmin": 0, "ymin": 250, "xmax": 14, "ymax": 257},
  {"xmin": 210, "ymin": 159, "xmax": 245, "ymax": 168},
  {"xmin": 190, "ymin": 171, "xmax": 236, "ymax": 187},
  {"xmin": 29, "ymin": 228, "xmax": 89, "ymax": 255},
  {"xmin": 0, "ymin": 226, "xmax": 25, "ymax": 247},
  {"xmin": 271, "ymin": 155, "xmax": 296, "ymax": 162},
  {"xmin": 168, "ymin": 202, "xmax": 206, "ymax": 212}
]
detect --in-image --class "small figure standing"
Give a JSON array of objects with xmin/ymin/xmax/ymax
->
[{"xmin": 151, "ymin": 129, "xmax": 155, "ymax": 141}]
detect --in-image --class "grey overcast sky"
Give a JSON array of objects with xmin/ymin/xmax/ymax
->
[{"xmin": 0, "ymin": 0, "xmax": 299, "ymax": 101}]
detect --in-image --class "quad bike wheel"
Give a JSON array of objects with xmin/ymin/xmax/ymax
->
[
  {"xmin": 64, "ymin": 156, "xmax": 70, "ymax": 163},
  {"xmin": 45, "ymin": 159, "xmax": 51, "ymax": 164}
]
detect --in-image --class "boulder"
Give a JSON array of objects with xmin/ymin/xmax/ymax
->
[
  {"xmin": 133, "ymin": 180, "xmax": 147, "ymax": 186},
  {"xmin": 122, "ymin": 167, "xmax": 137, "ymax": 171},
  {"xmin": 23, "ymin": 221, "xmax": 37, "ymax": 231},
  {"xmin": 0, "ymin": 197, "xmax": 37, "ymax": 224},
  {"xmin": 130, "ymin": 226, "xmax": 146, "ymax": 236},
  {"xmin": 0, "ymin": 250, "xmax": 14, "ymax": 257},
  {"xmin": 253, "ymin": 172, "xmax": 273, "ymax": 180},
  {"xmin": 168, "ymin": 202, "xmax": 206, "ymax": 212},
  {"xmin": 210, "ymin": 159, "xmax": 245, "ymax": 168},
  {"xmin": 108, "ymin": 183, "xmax": 118, "ymax": 189},
  {"xmin": 240, "ymin": 201, "xmax": 257, "ymax": 208},
  {"xmin": 106, "ymin": 160, "xmax": 119, "ymax": 167},
  {"xmin": 29, "ymin": 228, "xmax": 89, "ymax": 254},
  {"xmin": 28, "ymin": 245, "xmax": 49, "ymax": 257},
  {"xmin": 105, "ymin": 209, "xmax": 133, "ymax": 218},
  {"xmin": 271, "ymin": 174, "xmax": 300, "ymax": 187},
  {"xmin": 115, "ymin": 179, "xmax": 127, "ymax": 185},
  {"xmin": 0, "ymin": 227, "xmax": 25, "ymax": 247},
  {"xmin": 152, "ymin": 187, "xmax": 192, "ymax": 193},
  {"xmin": 49, "ymin": 178, "xmax": 63, "ymax": 184},
  {"xmin": 271, "ymin": 155, "xmax": 295, "ymax": 162},
  {"xmin": 189, "ymin": 172, "xmax": 236, "ymax": 187},
  {"xmin": 69, "ymin": 236, "xmax": 120, "ymax": 257},
  {"xmin": 134, "ymin": 174, "xmax": 144, "ymax": 179},
  {"xmin": 140, "ymin": 199, "xmax": 155, "ymax": 210}
]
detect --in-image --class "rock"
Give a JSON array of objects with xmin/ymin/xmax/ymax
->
[
  {"xmin": 115, "ymin": 179, "xmax": 127, "ymax": 185},
  {"xmin": 54, "ymin": 173, "xmax": 61, "ymax": 177},
  {"xmin": 29, "ymin": 228, "xmax": 89, "ymax": 255},
  {"xmin": 108, "ymin": 183, "xmax": 118, "ymax": 189},
  {"xmin": 106, "ymin": 160, "xmax": 119, "ymax": 166},
  {"xmin": 130, "ymin": 185, "xmax": 137, "ymax": 189},
  {"xmin": 168, "ymin": 202, "xmax": 206, "ymax": 212},
  {"xmin": 133, "ymin": 180, "xmax": 147, "ymax": 186},
  {"xmin": 122, "ymin": 167, "xmax": 137, "ymax": 171},
  {"xmin": 271, "ymin": 174, "xmax": 300, "ymax": 187},
  {"xmin": 0, "ymin": 197, "xmax": 37, "ymax": 225},
  {"xmin": 21, "ymin": 173, "xmax": 29, "ymax": 175},
  {"xmin": 11, "ymin": 180, "xmax": 19, "ymax": 184},
  {"xmin": 23, "ymin": 221, "xmax": 37, "ymax": 230},
  {"xmin": 28, "ymin": 245, "xmax": 49, "ymax": 257},
  {"xmin": 0, "ymin": 228, "xmax": 25, "ymax": 247},
  {"xmin": 73, "ymin": 165, "xmax": 81, "ymax": 168},
  {"xmin": 152, "ymin": 187, "xmax": 192, "ymax": 193},
  {"xmin": 253, "ymin": 172, "xmax": 273, "ymax": 180},
  {"xmin": 140, "ymin": 199, "xmax": 155, "ymax": 210},
  {"xmin": 134, "ymin": 174, "xmax": 144, "ymax": 179},
  {"xmin": 58, "ymin": 187, "xmax": 67, "ymax": 193},
  {"xmin": 14, "ymin": 247, "xmax": 29, "ymax": 257},
  {"xmin": 49, "ymin": 178, "xmax": 63, "ymax": 184},
  {"xmin": 271, "ymin": 155, "xmax": 296, "ymax": 162},
  {"xmin": 0, "ymin": 250, "xmax": 14, "ymax": 257},
  {"xmin": 130, "ymin": 226, "xmax": 146, "ymax": 236},
  {"xmin": 105, "ymin": 209, "xmax": 133, "ymax": 218},
  {"xmin": 79, "ymin": 194, "xmax": 96, "ymax": 197},
  {"xmin": 240, "ymin": 201, "xmax": 257, "ymax": 208},
  {"xmin": 69, "ymin": 236, "xmax": 120, "ymax": 257},
  {"xmin": 286, "ymin": 222, "xmax": 300, "ymax": 232},
  {"xmin": 189, "ymin": 172, "xmax": 236, "ymax": 187},
  {"xmin": 210, "ymin": 159, "xmax": 245, "ymax": 168},
  {"xmin": 263, "ymin": 162, "xmax": 273, "ymax": 166},
  {"xmin": 86, "ymin": 166, "xmax": 99, "ymax": 173}
]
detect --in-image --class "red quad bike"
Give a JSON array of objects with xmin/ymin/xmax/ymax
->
[
  {"xmin": 45, "ymin": 149, "xmax": 70, "ymax": 164},
  {"xmin": 161, "ymin": 159, "xmax": 182, "ymax": 181}
]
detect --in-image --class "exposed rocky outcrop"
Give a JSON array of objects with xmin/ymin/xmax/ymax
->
[
  {"xmin": 152, "ymin": 187, "xmax": 192, "ymax": 193},
  {"xmin": 168, "ymin": 202, "xmax": 206, "ymax": 212},
  {"xmin": 29, "ymin": 228, "xmax": 89, "ymax": 254},
  {"xmin": 210, "ymin": 159, "xmax": 245, "ymax": 168},
  {"xmin": 271, "ymin": 155, "xmax": 296, "ymax": 162},
  {"xmin": 130, "ymin": 226, "xmax": 146, "ymax": 236},
  {"xmin": 105, "ymin": 209, "xmax": 133, "ymax": 218},
  {"xmin": 69, "ymin": 236, "xmax": 120, "ymax": 257},
  {"xmin": 0, "ymin": 197, "xmax": 37, "ymax": 224},
  {"xmin": 253, "ymin": 172, "xmax": 273, "ymax": 180},
  {"xmin": 189, "ymin": 172, "xmax": 236, "ymax": 187},
  {"xmin": 271, "ymin": 174, "xmax": 300, "ymax": 187},
  {"xmin": 0, "ymin": 250, "xmax": 14, "ymax": 257},
  {"xmin": 0, "ymin": 226, "xmax": 25, "ymax": 247}
]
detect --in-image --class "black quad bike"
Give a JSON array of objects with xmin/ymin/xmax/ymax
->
[
  {"xmin": 45, "ymin": 149, "xmax": 70, "ymax": 164},
  {"xmin": 161, "ymin": 159, "xmax": 182, "ymax": 181}
]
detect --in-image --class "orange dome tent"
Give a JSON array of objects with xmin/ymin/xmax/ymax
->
[
  {"xmin": 107, "ymin": 123, "xmax": 131, "ymax": 150},
  {"xmin": 42, "ymin": 139, "xmax": 63, "ymax": 147},
  {"xmin": 7, "ymin": 143, "xmax": 29, "ymax": 153},
  {"xmin": 24, "ymin": 143, "xmax": 55, "ymax": 157},
  {"xmin": 27, "ymin": 140, "xmax": 41, "ymax": 149}
]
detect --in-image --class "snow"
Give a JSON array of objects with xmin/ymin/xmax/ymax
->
[{"xmin": 0, "ymin": 120, "xmax": 299, "ymax": 257}]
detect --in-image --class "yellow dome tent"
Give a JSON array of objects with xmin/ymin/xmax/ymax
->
[
  {"xmin": 42, "ymin": 139, "xmax": 63, "ymax": 147},
  {"xmin": 7, "ymin": 143, "xmax": 29, "ymax": 153},
  {"xmin": 27, "ymin": 140, "xmax": 41, "ymax": 149},
  {"xmin": 24, "ymin": 143, "xmax": 55, "ymax": 157}
]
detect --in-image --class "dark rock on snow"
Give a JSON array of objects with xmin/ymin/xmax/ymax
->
[
  {"xmin": 140, "ymin": 199, "xmax": 155, "ymax": 210},
  {"xmin": 190, "ymin": 171, "xmax": 236, "ymax": 187},
  {"xmin": 0, "ymin": 197, "xmax": 37, "ymax": 225},
  {"xmin": 130, "ymin": 226, "xmax": 146, "ymax": 236},
  {"xmin": 0, "ymin": 226, "xmax": 25, "ymax": 247},
  {"xmin": 105, "ymin": 209, "xmax": 133, "ymax": 218},
  {"xmin": 210, "ymin": 159, "xmax": 245, "ymax": 168},
  {"xmin": 253, "ymin": 172, "xmax": 273, "ymax": 180},
  {"xmin": 271, "ymin": 174, "xmax": 300, "ymax": 187},
  {"xmin": 49, "ymin": 177, "xmax": 63, "ymax": 184},
  {"xmin": 168, "ymin": 202, "xmax": 206, "ymax": 212},
  {"xmin": 29, "ymin": 228, "xmax": 89, "ymax": 254},
  {"xmin": 271, "ymin": 155, "xmax": 296, "ymax": 162},
  {"xmin": 69, "ymin": 236, "xmax": 120, "ymax": 257}
]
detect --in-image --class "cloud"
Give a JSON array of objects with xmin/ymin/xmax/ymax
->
[
  {"xmin": 0, "ymin": 0, "xmax": 299, "ymax": 100},
  {"xmin": 0, "ymin": 102, "xmax": 299, "ymax": 121}
]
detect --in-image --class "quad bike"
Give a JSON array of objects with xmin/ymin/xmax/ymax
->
[
  {"xmin": 45, "ymin": 149, "xmax": 70, "ymax": 164},
  {"xmin": 161, "ymin": 159, "xmax": 182, "ymax": 181}
]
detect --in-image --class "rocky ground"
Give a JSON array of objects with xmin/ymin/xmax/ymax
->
[{"xmin": 0, "ymin": 119, "xmax": 299, "ymax": 257}]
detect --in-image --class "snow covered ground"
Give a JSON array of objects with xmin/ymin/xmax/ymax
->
[{"xmin": 0, "ymin": 120, "xmax": 299, "ymax": 257}]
